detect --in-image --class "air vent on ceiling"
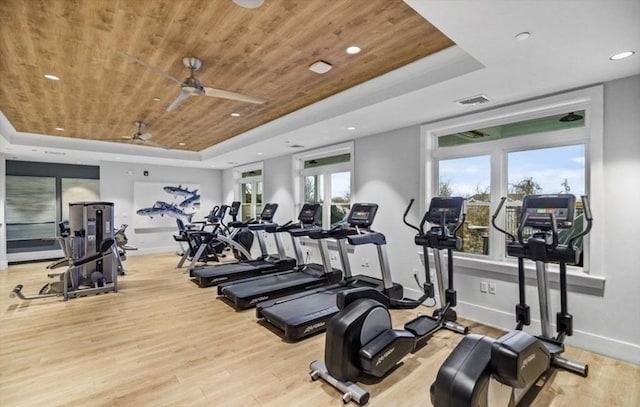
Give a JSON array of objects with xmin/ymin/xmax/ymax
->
[
  {"xmin": 289, "ymin": 144, "xmax": 305, "ymax": 148},
  {"xmin": 455, "ymin": 94, "xmax": 490, "ymax": 106}
]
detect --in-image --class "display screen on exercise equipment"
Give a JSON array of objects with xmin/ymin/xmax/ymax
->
[
  {"xmin": 426, "ymin": 197, "xmax": 464, "ymax": 224},
  {"xmin": 298, "ymin": 203, "xmax": 321, "ymax": 223},
  {"xmin": 347, "ymin": 203, "xmax": 378, "ymax": 227},
  {"xmin": 260, "ymin": 203, "xmax": 278, "ymax": 221},
  {"xmin": 521, "ymin": 194, "xmax": 575, "ymax": 229}
]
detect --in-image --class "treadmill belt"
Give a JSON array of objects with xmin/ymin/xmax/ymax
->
[
  {"xmin": 192, "ymin": 262, "xmax": 260, "ymax": 278},
  {"xmin": 223, "ymin": 272, "xmax": 322, "ymax": 298},
  {"xmin": 260, "ymin": 287, "xmax": 346, "ymax": 326}
]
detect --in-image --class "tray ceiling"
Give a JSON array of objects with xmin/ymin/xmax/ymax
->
[{"xmin": 0, "ymin": 0, "xmax": 453, "ymax": 151}]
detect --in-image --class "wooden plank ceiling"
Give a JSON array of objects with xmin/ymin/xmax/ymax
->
[{"xmin": 0, "ymin": 0, "xmax": 453, "ymax": 152}]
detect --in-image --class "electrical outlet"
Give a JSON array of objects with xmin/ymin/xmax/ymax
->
[
  {"xmin": 488, "ymin": 282, "xmax": 497, "ymax": 295},
  {"xmin": 330, "ymin": 254, "xmax": 337, "ymax": 261},
  {"xmin": 480, "ymin": 281, "xmax": 488, "ymax": 293},
  {"xmin": 361, "ymin": 258, "xmax": 369, "ymax": 267}
]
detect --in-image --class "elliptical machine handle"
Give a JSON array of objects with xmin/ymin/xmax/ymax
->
[
  {"xmin": 581, "ymin": 195, "xmax": 593, "ymax": 222},
  {"xmin": 452, "ymin": 213, "xmax": 466, "ymax": 238},
  {"xmin": 492, "ymin": 197, "xmax": 515, "ymax": 242},
  {"xmin": 403, "ymin": 199, "xmax": 422, "ymax": 235},
  {"xmin": 568, "ymin": 195, "xmax": 593, "ymax": 248}
]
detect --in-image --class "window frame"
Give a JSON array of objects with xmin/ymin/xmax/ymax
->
[
  {"xmin": 233, "ymin": 162, "xmax": 264, "ymax": 221},
  {"xmin": 293, "ymin": 142, "xmax": 354, "ymax": 229},
  {"xmin": 420, "ymin": 85, "xmax": 604, "ymax": 287}
]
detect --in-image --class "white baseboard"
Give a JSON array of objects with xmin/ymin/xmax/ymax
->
[{"xmin": 456, "ymin": 300, "xmax": 640, "ymax": 365}]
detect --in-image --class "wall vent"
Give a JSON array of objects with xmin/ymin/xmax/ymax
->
[{"xmin": 455, "ymin": 94, "xmax": 490, "ymax": 106}]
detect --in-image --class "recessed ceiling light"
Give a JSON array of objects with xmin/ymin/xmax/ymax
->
[
  {"xmin": 115, "ymin": 157, "xmax": 121, "ymax": 160},
  {"xmin": 230, "ymin": 112, "xmax": 241, "ymax": 117},
  {"xmin": 609, "ymin": 51, "xmax": 635, "ymax": 60},
  {"xmin": 178, "ymin": 142, "xmax": 186, "ymax": 146},
  {"xmin": 257, "ymin": 152, "xmax": 263, "ymax": 155},
  {"xmin": 55, "ymin": 127, "xmax": 64, "ymax": 131},
  {"xmin": 514, "ymin": 32, "xmax": 531, "ymax": 41},
  {"xmin": 153, "ymin": 97, "xmax": 161, "ymax": 101},
  {"xmin": 44, "ymin": 74, "xmax": 60, "ymax": 81},
  {"xmin": 309, "ymin": 60, "xmax": 332, "ymax": 74},
  {"xmin": 346, "ymin": 45, "xmax": 361, "ymax": 55},
  {"xmin": 347, "ymin": 126, "xmax": 356, "ymax": 131}
]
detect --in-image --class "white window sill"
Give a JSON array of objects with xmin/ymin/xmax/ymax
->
[{"xmin": 419, "ymin": 250, "xmax": 605, "ymax": 296}]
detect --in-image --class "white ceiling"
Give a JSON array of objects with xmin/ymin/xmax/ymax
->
[{"xmin": 1, "ymin": 0, "xmax": 639, "ymax": 169}]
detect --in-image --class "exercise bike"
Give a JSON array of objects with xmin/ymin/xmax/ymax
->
[
  {"xmin": 430, "ymin": 194, "xmax": 592, "ymax": 406},
  {"xmin": 309, "ymin": 197, "xmax": 469, "ymax": 404}
]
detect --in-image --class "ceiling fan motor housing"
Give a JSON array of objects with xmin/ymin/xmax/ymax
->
[{"xmin": 182, "ymin": 77, "xmax": 204, "ymax": 94}]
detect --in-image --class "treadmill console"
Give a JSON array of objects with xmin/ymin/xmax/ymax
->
[
  {"xmin": 259, "ymin": 203, "xmax": 279, "ymax": 222},
  {"xmin": 298, "ymin": 203, "xmax": 321, "ymax": 225},
  {"xmin": 347, "ymin": 203, "xmax": 378, "ymax": 228},
  {"xmin": 425, "ymin": 197, "xmax": 465, "ymax": 225},
  {"xmin": 521, "ymin": 194, "xmax": 575, "ymax": 230}
]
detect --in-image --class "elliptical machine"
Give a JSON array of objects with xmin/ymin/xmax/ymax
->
[
  {"xmin": 309, "ymin": 197, "xmax": 469, "ymax": 405},
  {"xmin": 431, "ymin": 194, "xmax": 593, "ymax": 406}
]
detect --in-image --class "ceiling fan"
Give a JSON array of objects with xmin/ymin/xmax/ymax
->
[
  {"xmin": 106, "ymin": 121, "xmax": 169, "ymax": 149},
  {"xmin": 122, "ymin": 53, "xmax": 267, "ymax": 112}
]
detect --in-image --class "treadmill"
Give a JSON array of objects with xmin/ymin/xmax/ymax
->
[
  {"xmin": 217, "ymin": 203, "xmax": 343, "ymax": 309},
  {"xmin": 189, "ymin": 203, "xmax": 297, "ymax": 287},
  {"xmin": 255, "ymin": 203, "xmax": 403, "ymax": 341}
]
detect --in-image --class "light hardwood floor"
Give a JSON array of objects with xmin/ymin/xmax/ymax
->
[{"xmin": 1, "ymin": 253, "xmax": 638, "ymax": 406}]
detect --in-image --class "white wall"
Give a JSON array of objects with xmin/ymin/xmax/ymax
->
[
  {"xmin": 263, "ymin": 156, "xmax": 295, "ymax": 224},
  {"xmin": 0, "ymin": 153, "xmax": 7, "ymax": 269},
  {"xmin": 351, "ymin": 126, "xmax": 425, "ymax": 294},
  {"xmin": 222, "ymin": 168, "xmax": 234, "ymax": 206},
  {"xmin": 99, "ymin": 161, "xmax": 222, "ymax": 255}
]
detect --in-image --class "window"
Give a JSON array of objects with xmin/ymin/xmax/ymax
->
[
  {"xmin": 438, "ymin": 156, "xmax": 491, "ymax": 255},
  {"xmin": 5, "ymin": 161, "xmax": 100, "ymax": 257},
  {"xmin": 295, "ymin": 143, "xmax": 353, "ymax": 229},
  {"xmin": 6, "ymin": 176, "xmax": 57, "ymax": 241},
  {"xmin": 423, "ymin": 86, "xmax": 604, "ymax": 277},
  {"xmin": 235, "ymin": 166, "xmax": 263, "ymax": 221}
]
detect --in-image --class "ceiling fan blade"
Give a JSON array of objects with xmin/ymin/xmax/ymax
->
[
  {"xmin": 204, "ymin": 87, "xmax": 266, "ymax": 104},
  {"xmin": 167, "ymin": 89, "xmax": 192, "ymax": 112},
  {"xmin": 121, "ymin": 52, "xmax": 182, "ymax": 84}
]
